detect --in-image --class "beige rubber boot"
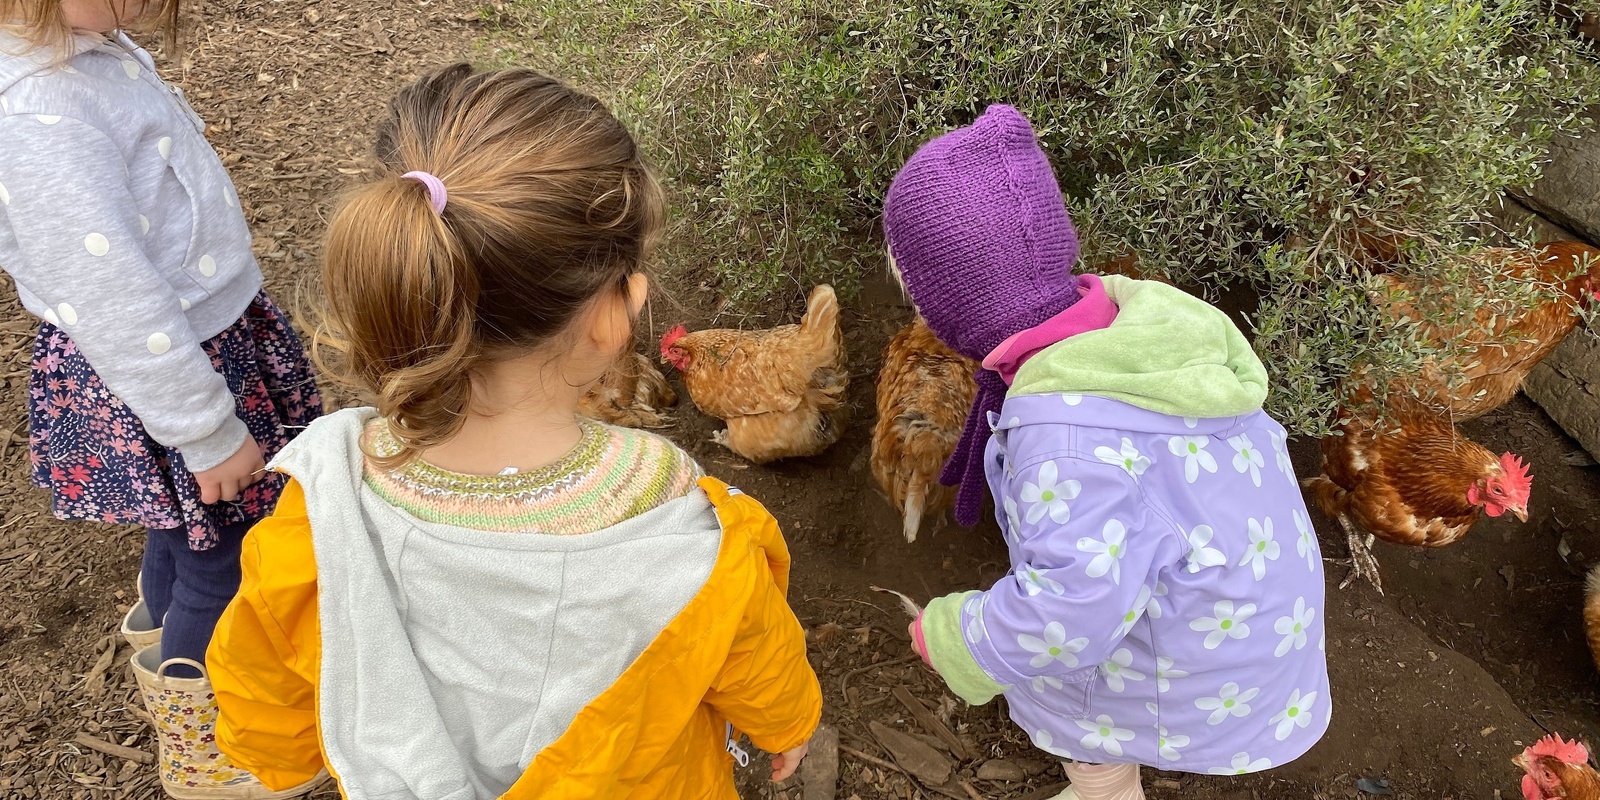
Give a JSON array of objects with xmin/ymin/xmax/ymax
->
[
  {"xmin": 121, "ymin": 574, "xmax": 162, "ymax": 650},
  {"xmin": 132, "ymin": 645, "xmax": 328, "ymax": 799}
]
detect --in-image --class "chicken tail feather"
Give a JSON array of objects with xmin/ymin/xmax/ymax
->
[
  {"xmin": 800, "ymin": 285, "xmax": 840, "ymax": 343},
  {"xmin": 902, "ymin": 482, "xmax": 926, "ymax": 543}
]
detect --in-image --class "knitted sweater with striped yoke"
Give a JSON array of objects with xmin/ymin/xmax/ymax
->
[
  {"xmin": 361, "ymin": 418, "xmax": 704, "ymax": 534},
  {"xmin": 206, "ymin": 408, "xmax": 821, "ymax": 799}
]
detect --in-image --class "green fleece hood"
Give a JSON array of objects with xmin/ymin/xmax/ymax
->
[{"xmin": 1008, "ymin": 275, "xmax": 1269, "ymax": 418}]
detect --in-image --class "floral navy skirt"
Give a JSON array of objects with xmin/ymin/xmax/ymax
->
[{"xmin": 28, "ymin": 292, "xmax": 322, "ymax": 551}]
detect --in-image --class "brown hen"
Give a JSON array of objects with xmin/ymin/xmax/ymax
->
[
  {"xmin": 579, "ymin": 350, "xmax": 678, "ymax": 429},
  {"xmin": 1305, "ymin": 388, "xmax": 1532, "ymax": 594},
  {"xmin": 1517, "ymin": 734, "xmax": 1600, "ymax": 800},
  {"xmin": 1367, "ymin": 241, "xmax": 1600, "ymax": 420},
  {"xmin": 660, "ymin": 285, "xmax": 849, "ymax": 464},
  {"xmin": 871, "ymin": 318, "xmax": 977, "ymax": 542}
]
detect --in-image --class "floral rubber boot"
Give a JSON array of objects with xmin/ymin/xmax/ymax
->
[
  {"xmin": 132, "ymin": 645, "xmax": 327, "ymax": 799},
  {"xmin": 121, "ymin": 575, "xmax": 163, "ymax": 650}
]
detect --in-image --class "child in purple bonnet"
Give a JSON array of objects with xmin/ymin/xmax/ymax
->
[{"xmin": 887, "ymin": 105, "xmax": 1331, "ymax": 799}]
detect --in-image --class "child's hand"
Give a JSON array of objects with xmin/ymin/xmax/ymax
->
[
  {"xmin": 191, "ymin": 436, "xmax": 266, "ymax": 504},
  {"xmin": 770, "ymin": 742, "xmax": 809, "ymax": 782}
]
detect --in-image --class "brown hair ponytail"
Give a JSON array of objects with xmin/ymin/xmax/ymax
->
[{"xmin": 316, "ymin": 64, "xmax": 665, "ymax": 467}]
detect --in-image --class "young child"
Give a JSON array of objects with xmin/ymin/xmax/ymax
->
[
  {"xmin": 888, "ymin": 106, "xmax": 1331, "ymax": 799},
  {"xmin": 0, "ymin": 3, "xmax": 321, "ymax": 796},
  {"xmin": 205, "ymin": 64, "xmax": 822, "ymax": 799}
]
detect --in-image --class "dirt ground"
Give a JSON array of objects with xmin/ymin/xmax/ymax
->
[{"xmin": 2, "ymin": 2, "xmax": 1600, "ymax": 799}]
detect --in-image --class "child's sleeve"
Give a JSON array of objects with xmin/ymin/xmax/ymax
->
[
  {"xmin": 701, "ymin": 486, "xmax": 822, "ymax": 755},
  {"xmin": 207, "ymin": 480, "xmax": 328, "ymax": 790},
  {"xmin": 917, "ymin": 457, "xmax": 1184, "ymax": 705},
  {"xmin": 0, "ymin": 115, "xmax": 246, "ymax": 471}
]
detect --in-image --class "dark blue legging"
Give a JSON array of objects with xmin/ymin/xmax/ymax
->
[{"xmin": 139, "ymin": 521, "xmax": 253, "ymax": 679}]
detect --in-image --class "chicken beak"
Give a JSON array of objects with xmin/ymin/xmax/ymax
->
[
  {"xmin": 1512, "ymin": 506, "xmax": 1529, "ymax": 523},
  {"xmin": 1513, "ymin": 753, "xmax": 1527, "ymax": 770}
]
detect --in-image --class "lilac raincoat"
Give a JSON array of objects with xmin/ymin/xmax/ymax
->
[{"xmin": 951, "ymin": 393, "xmax": 1330, "ymax": 774}]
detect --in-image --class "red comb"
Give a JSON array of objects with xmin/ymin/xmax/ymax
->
[
  {"xmin": 660, "ymin": 325, "xmax": 688, "ymax": 357},
  {"xmin": 1525, "ymin": 733, "xmax": 1589, "ymax": 766},
  {"xmin": 1500, "ymin": 453, "xmax": 1533, "ymax": 491}
]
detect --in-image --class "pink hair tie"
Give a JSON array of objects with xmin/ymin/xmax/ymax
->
[{"xmin": 401, "ymin": 171, "xmax": 448, "ymax": 215}]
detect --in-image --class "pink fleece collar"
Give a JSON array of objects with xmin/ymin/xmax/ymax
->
[{"xmin": 983, "ymin": 273, "xmax": 1117, "ymax": 384}]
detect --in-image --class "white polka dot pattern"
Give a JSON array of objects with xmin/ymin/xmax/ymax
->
[
  {"xmin": 180, "ymin": 298, "xmax": 192, "ymax": 311},
  {"xmin": 84, "ymin": 233, "xmax": 111, "ymax": 256},
  {"xmin": 198, "ymin": 255, "xmax": 217, "ymax": 277},
  {"xmin": 158, "ymin": 137, "xmax": 173, "ymax": 160},
  {"xmin": 57, "ymin": 303, "xmax": 78, "ymax": 325},
  {"xmin": 42, "ymin": 308, "xmax": 60, "ymax": 326},
  {"xmin": 121, "ymin": 60, "xmax": 141, "ymax": 80},
  {"xmin": 35, "ymin": 115, "xmax": 61, "ymax": 125},
  {"xmin": 0, "ymin": 181, "xmax": 9, "ymax": 206},
  {"xmin": 146, "ymin": 332, "xmax": 171, "ymax": 354},
  {"xmin": 139, "ymin": 215, "xmax": 150, "ymax": 235}
]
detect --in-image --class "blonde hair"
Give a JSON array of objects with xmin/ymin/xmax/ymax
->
[
  {"xmin": 316, "ymin": 64, "xmax": 666, "ymax": 468},
  {"xmin": 0, "ymin": 0, "xmax": 181, "ymax": 53}
]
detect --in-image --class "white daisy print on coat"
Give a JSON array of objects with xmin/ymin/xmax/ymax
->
[
  {"xmin": 1273, "ymin": 597, "xmax": 1316, "ymax": 658},
  {"xmin": 1100, "ymin": 649, "xmax": 1147, "ymax": 692},
  {"xmin": 1269, "ymin": 428, "xmax": 1293, "ymax": 477},
  {"xmin": 1155, "ymin": 656, "xmax": 1189, "ymax": 693},
  {"xmin": 1020, "ymin": 461, "xmax": 1080, "ymax": 524},
  {"xmin": 1031, "ymin": 674, "xmax": 1064, "ymax": 694},
  {"xmin": 1076, "ymin": 715, "xmax": 1135, "ymax": 757},
  {"xmin": 1228, "ymin": 433, "xmax": 1266, "ymax": 487},
  {"xmin": 1185, "ymin": 524, "xmax": 1227, "ymax": 573},
  {"xmin": 1063, "ymin": 394, "xmax": 1085, "ymax": 406},
  {"xmin": 1196, "ymin": 682, "xmax": 1259, "ymax": 725},
  {"xmin": 1113, "ymin": 584, "xmax": 1152, "ymax": 639},
  {"xmin": 1190, "ymin": 600, "xmax": 1256, "ymax": 650},
  {"xmin": 963, "ymin": 593, "xmax": 989, "ymax": 645},
  {"xmin": 1293, "ymin": 509, "xmax": 1317, "ymax": 571},
  {"xmin": 1167, "ymin": 435, "xmax": 1218, "ymax": 483},
  {"xmin": 1094, "ymin": 438, "xmax": 1152, "ymax": 477},
  {"xmin": 1146, "ymin": 581, "xmax": 1168, "ymax": 620},
  {"xmin": 1157, "ymin": 726, "xmax": 1190, "ymax": 761},
  {"xmin": 1002, "ymin": 495, "xmax": 1023, "ymax": 543},
  {"xmin": 1209, "ymin": 752, "xmax": 1272, "ymax": 775},
  {"xmin": 1035, "ymin": 729, "xmax": 1074, "ymax": 759},
  {"xmin": 1078, "ymin": 519, "xmax": 1130, "ymax": 584},
  {"xmin": 1239, "ymin": 517, "xmax": 1280, "ymax": 581},
  {"xmin": 1017, "ymin": 563, "xmax": 1066, "ymax": 596},
  {"xmin": 1019, "ymin": 622, "xmax": 1089, "ymax": 669},
  {"xmin": 1271, "ymin": 689, "xmax": 1319, "ymax": 741}
]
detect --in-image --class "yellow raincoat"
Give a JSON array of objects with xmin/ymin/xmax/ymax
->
[{"xmin": 208, "ymin": 476, "xmax": 821, "ymax": 799}]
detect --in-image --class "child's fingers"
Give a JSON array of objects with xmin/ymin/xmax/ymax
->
[
  {"xmin": 198, "ymin": 478, "xmax": 219, "ymax": 505},
  {"xmin": 770, "ymin": 754, "xmax": 798, "ymax": 782}
]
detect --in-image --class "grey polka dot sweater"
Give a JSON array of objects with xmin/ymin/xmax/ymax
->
[{"xmin": 0, "ymin": 30, "xmax": 262, "ymax": 471}]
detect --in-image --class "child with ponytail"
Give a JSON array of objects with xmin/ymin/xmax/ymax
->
[{"xmin": 205, "ymin": 64, "xmax": 821, "ymax": 799}]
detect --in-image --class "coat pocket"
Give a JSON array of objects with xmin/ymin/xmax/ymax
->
[{"xmin": 1024, "ymin": 670, "xmax": 1097, "ymax": 721}]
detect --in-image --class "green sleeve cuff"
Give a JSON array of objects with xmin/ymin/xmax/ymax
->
[{"xmin": 923, "ymin": 591, "xmax": 1008, "ymax": 706}]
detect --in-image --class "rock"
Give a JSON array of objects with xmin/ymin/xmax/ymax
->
[
  {"xmin": 1519, "ymin": 131, "xmax": 1600, "ymax": 244},
  {"xmin": 1525, "ymin": 332, "xmax": 1600, "ymax": 462},
  {"xmin": 800, "ymin": 724, "xmax": 839, "ymax": 800},
  {"xmin": 869, "ymin": 721, "xmax": 953, "ymax": 785},
  {"xmin": 975, "ymin": 759, "xmax": 1026, "ymax": 782}
]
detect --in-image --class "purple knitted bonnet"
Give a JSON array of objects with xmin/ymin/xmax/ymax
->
[{"xmin": 882, "ymin": 104, "xmax": 1081, "ymax": 526}]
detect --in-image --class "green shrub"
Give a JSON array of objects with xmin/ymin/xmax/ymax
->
[{"xmin": 490, "ymin": 0, "xmax": 1600, "ymax": 435}]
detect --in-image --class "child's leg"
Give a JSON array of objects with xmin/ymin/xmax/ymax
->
[
  {"xmin": 1061, "ymin": 763, "xmax": 1146, "ymax": 800},
  {"xmin": 159, "ymin": 521, "xmax": 251, "ymax": 678},
  {"xmin": 139, "ymin": 527, "xmax": 178, "ymax": 623}
]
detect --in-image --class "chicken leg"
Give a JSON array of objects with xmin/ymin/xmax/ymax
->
[{"xmin": 1336, "ymin": 514, "xmax": 1383, "ymax": 595}]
